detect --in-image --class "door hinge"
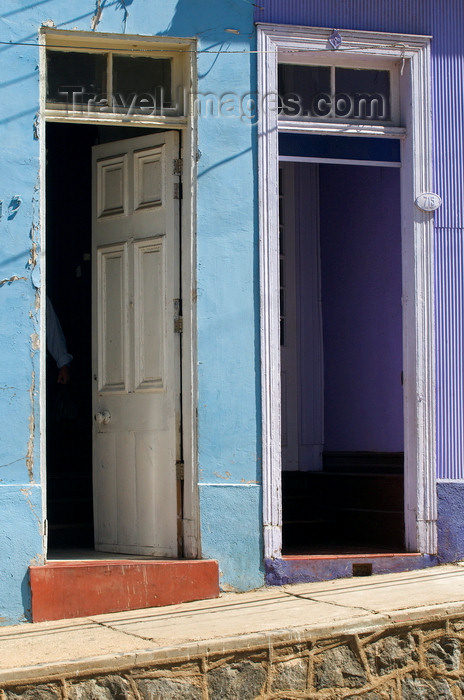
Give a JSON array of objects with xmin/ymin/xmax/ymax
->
[
  {"xmin": 174, "ymin": 298, "xmax": 183, "ymax": 333},
  {"xmin": 176, "ymin": 460, "xmax": 184, "ymax": 480},
  {"xmin": 173, "ymin": 158, "xmax": 183, "ymax": 175},
  {"xmin": 174, "ymin": 182, "xmax": 183, "ymax": 200}
]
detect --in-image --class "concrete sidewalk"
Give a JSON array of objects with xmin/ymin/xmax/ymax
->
[{"xmin": 2, "ymin": 563, "xmax": 464, "ymax": 689}]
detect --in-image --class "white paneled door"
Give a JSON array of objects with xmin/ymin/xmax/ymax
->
[{"xmin": 92, "ymin": 132, "xmax": 180, "ymax": 556}]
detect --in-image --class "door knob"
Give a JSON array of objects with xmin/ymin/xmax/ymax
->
[{"xmin": 95, "ymin": 410, "xmax": 111, "ymax": 425}]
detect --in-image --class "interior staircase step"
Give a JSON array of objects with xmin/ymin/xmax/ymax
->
[
  {"xmin": 281, "ymin": 455, "xmax": 405, "ymax": 551},
  {"xmin": 323, "ymin": 451, "xmax": 404, "ymax": 474}
]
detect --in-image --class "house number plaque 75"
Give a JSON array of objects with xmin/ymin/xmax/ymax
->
[{"xmin": 415, "ymin": 192, "xmax": 442, "ymax": 211}]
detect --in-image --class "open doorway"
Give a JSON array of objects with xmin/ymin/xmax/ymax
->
[
  {"xmin": 280, "ymin": 160, "xmax": 405, "ymax": 555},
  {"xmin": 45, "ymin": 122, "xmax": 176, "ymax": 555},
  {"xmin": 46, "ymin": 122, "xmax": 94, "ymax": 549}
]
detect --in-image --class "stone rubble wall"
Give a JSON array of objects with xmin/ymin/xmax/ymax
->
[{"xmin": 3, "ymin": 614, "xmax": 464, "ymax": 699}]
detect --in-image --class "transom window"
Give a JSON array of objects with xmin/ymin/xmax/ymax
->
[
  {"xmin": 42, "ymin": 29, "xmax": 193, "ymax": 122},
  {"xmin": 47, "ymin": 50, "xmax": 173, "ymax": 113},
  {"xmin": 279, "ymin": 64, "xmax": 391, "ymax": 121},
  {"xmin": 278, "ymin": 59, "xmax": 399, "ymax": 126}
]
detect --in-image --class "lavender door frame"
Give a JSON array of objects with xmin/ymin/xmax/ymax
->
[{"xmin": 258, "ymin": 24, "xmax": 436, "ymax": 560}]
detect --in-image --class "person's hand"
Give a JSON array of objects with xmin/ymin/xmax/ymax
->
[{"xmin": 57, "ymin": 365, "xmax": 70, "ymax": 384}]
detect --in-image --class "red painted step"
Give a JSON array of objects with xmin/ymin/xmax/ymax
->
[{"xmin": 30, "ymin": 559, "xmax": 219, "ymax": 622}]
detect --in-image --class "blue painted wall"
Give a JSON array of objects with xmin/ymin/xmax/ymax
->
[
  {"xmin": 0, "ymin": 4, "xmax": 44, "ymax": 624},
  {"xmin": 3, "ymin": 0, "xmax": 464, "ymax": 624},
  {"xmin": 0, "ymin": 0, "xmax": 260, "ymax": 623}
]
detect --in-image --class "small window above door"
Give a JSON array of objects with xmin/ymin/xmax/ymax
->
[
  {"xmin": 278, "ymin": 61, "xmax": 398, "ymax": 126},
  {"xmin": 47, "ymin": 51, "xmax": 173, "ymax": 113},
  {"xmin": 42, "ymin": 29, "xmax": 194, "ymax": 125}
]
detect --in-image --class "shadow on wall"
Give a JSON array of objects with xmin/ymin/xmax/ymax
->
[
  {"xmin": 91, "ymin": 0, "xmax": 134, "ymax": 32},
  {"xmin": 160, "ymin": 0, "xmax": 254, "ymax": 38},
  {"xmin": 159, "ymin": 0, "xmax": 257, "ymax": 131},
  {"xmin": 22, "ymin": 571, "xmax": 32, "ymax": 623},
  {"xmin": 160, "ymin": 0, "xmax": 256, "ymax": 82}
]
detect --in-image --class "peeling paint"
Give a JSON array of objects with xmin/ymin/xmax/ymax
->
[
  {"xmin": 31, "ymin": 333, "xmax": 40, "ymax": 352},
  {"xmin": 29, "ymin": 553, "xmax": 45, "ymax": 566},
  {"xmin": 7, "ymin": 195, "xmax": 22, "ymax": 220},
  {"xmin": 26, "ymin": 371, "xmax": 35, "ymax": 483},
  {"xmin": 220, "ymin": 582, "xmax": 239, "ymax": 592},
  {"xmin": 214, "ymin": 471, "xmax": 231, "ymax": 480},
  {"xmin": 28, "ymin": 226, "xmax": 38, "ymax": 270},
  {"xmin": 0, "ymin": 275, "xmax": 28, "ymax": 287},
  {"xmin": 29, "ymin": 224, "xmax": 41, "ymax": 289},
  {"xmin": 91, "ymin": 0, "xmax": 103, "ymax": 30},
  {"xmin": 20, "ymin": 488, "xmax": 44, "ymax": 540},
  {"xmin": 33, "ymin": 112, "xmax": 40, "ymax": 141}
]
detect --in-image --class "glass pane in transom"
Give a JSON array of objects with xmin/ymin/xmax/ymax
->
[
  {"xmin": 47, "ymin": 51, "xmax": 106, "ymax": 104},
  {"xmin": 112, "ymin": 56, "xmax": 172, "ymax": 112},
  {"xmin": 335, "ymin": 68, "xmax": 390, "ymax": 120},
  {"xmin": 278, "ymin": 64, "xmax": 331, "ymax": 118}
]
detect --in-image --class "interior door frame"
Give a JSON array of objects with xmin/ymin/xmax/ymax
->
[
  {"xmin": 257, "ymin": 23, "xmax": 436, "ymax": 559},
  {"xmin": 39, "ymin": 31, "xmax": 200, "ymax": 559}
]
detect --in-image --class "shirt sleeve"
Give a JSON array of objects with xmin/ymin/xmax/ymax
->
[{"xmin": 46, "ymin": 297, "xmax": 73, "ymax": 369}]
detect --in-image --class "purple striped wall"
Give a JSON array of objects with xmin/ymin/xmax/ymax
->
[
  {"xmin": 257, "ymin": 0, "xmax": 464, "ymax": 479},
  {"xmin": 255, "ymin": 0, "xmax": 432, "ymax": 35},
  {"xmin": 431, "ymin": 2, "xmax": 464, "ymax": 230},
  {"xmin": 431, "ymin": 2, "xmax": 464, "ymax": 478},
  {"xmin": 436, "ymin": 229, "xmax": 464, "ymax": 479}
]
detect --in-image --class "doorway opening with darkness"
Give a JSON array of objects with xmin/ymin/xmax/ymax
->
[
  {"xmin": 279, "ymin": 148, "xmax": 405, "ymax": 555},
  {"xmin": 45, "ymin": 122, "xmax": 183, "ymax": 559}
]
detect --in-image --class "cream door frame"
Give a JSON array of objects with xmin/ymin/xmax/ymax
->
[
  {"xmin": 39, "ymin": 31, "xmax": 200, "ymax": 559},
  {"xmin": 257, "ymin": 23, "xmax": 436, "ymax": 559}
]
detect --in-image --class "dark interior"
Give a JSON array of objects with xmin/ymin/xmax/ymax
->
[
  {"xmin": 282, "ymin": 453, "xmax": 405, "ymax": 555},
  {"xmin": 45, "ymin": 122, "xmax": 154, "ymax": 550},
  {"xmin": 280, "ymin": 159, "xmax": 405, "ymax": 555}
]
